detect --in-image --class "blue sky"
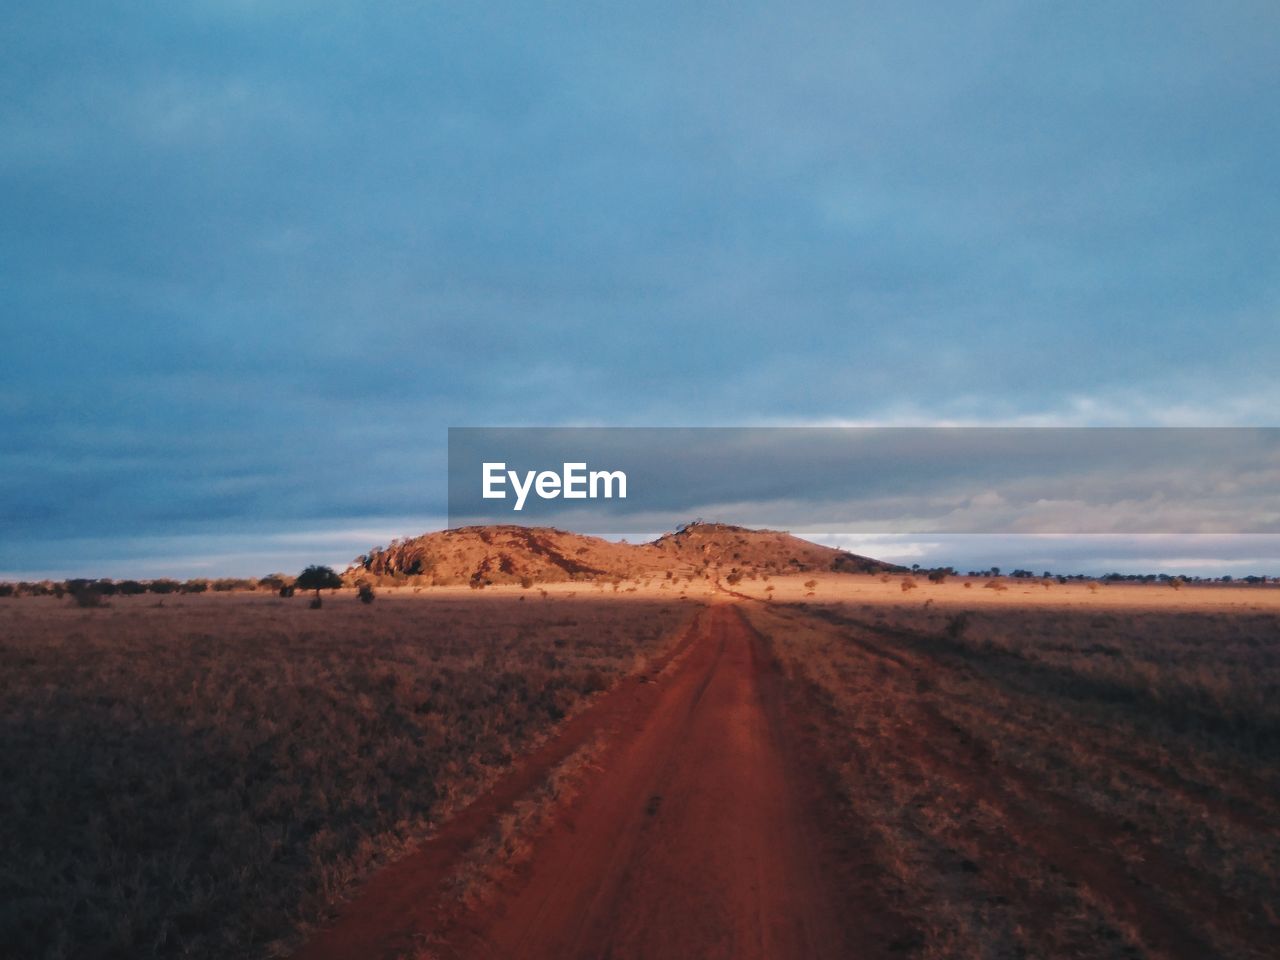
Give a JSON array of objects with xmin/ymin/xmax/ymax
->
[{"xmin": 2, "ymin": 2, "xmax": 1278, "ymax": 578}]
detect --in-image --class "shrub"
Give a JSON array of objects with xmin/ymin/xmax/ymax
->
[
  {"xmin": 70, "ymin": 587, "xmax": 105, "ymax": 608},
  {"xmin": 357, "ymin": 584, "xmax": 376, "ymax": 604},
  {"xmin": 213, "ymin": 578, "xmax": 252, "ymax": 592},
  {"xmin": 901, "ymin": 577, "xmax": 918, "ymax": 592}
]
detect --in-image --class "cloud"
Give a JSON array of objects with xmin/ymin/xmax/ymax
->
[
  {"xmin": 2, "ymin": 3, "xmax": 1278, "ymax": 575},
  {"xmin": 810, "ymin": 533, "xmax": 1280, "ymax": 579}
]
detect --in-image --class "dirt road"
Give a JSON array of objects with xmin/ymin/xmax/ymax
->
[{"xmin": 296, "ymin": 601, "xmax": 861, "ymax": 960}]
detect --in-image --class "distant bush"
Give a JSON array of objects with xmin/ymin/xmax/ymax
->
[
  {"xmin": 212, "ymin": 578, "xmax": 255, "ymax": 592},
  {"xmin": 279, "ymin": 585, "xmax": 295, "ymax": 598},
  {"xmin": 117, "ymin": 580, "xmax": 147, "ymax": 595},
  {"xmin": 901, "ymin": 577, "xmax": 918, "ymax": 592},
  {"xmin": 149, "ymin": 579, "xmax": 180, "ymax": 594},
  {"xmin": 70, "ymin": 587, "xmax": 105, "ymax": 608},
  {"xmin": 12, "ymin": 581, "xmax": 53, "ymax": 596},
  {"xmin": 519, "ymin": 576, "xmax": 535, "ymax": 589},
  {"xmin": 357, "ymin": 583, "xmax": 375, "ymax": 604}
]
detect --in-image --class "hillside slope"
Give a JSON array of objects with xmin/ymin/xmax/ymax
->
[{"xmin": 644, "ymin": 522, "xmax": 895, "ymax": 575}]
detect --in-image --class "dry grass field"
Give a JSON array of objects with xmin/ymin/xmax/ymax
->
[
  {"xmin": 0, "ymin": 589, "xmax": 695, "ymax": 960},
  {"xmin": 733, "ymin": 575, "xmax": 1280, "ymax": 958},
  {"xmin": 2, "ymin": 555, "xmax": 1278, "ymax": 959}
]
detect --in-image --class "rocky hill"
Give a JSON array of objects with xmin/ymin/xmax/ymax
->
[
  {"xmin": 350, "ymin": 521, "xmax": 898, "ymax": 587},
  {"xmin": 646, "ymin": 522, "xmax": 895, "ymax": 575}
]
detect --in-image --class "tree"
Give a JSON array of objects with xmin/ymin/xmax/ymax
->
[{"xmin": 296, "ymin": 565, "xmax": 343, "ymax": 607}]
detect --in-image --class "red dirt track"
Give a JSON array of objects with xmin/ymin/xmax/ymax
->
[{"xmin": 296, "ymin": 602, "xmax": 857, "ymax": 960}]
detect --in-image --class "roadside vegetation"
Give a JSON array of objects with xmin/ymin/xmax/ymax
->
[
  {"xmin": 0, "ymin": 593, "xmax": 690, "ymax": 960},
  {"xmin": 743, "ymin": 594, "xmax": 1280, "ymax": 959}
]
